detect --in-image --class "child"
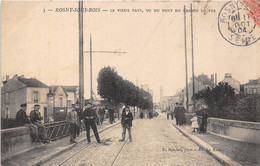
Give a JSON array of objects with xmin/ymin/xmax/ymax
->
[{"xmin": 191, "ymin": 113, "xmax": 199, "ymax": 132}]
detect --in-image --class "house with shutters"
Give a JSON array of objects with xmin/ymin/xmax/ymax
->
[{"xmin": 1, "ymin": 75, "xmax": 49, "ymax": 122}]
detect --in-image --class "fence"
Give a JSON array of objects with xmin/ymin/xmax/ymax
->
[{"xmin": 44, "ymin": 121, "xmax": 85, "ymax": 141}]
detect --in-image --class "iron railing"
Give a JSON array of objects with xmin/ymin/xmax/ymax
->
[{"xmin": 44, "ymin": 121, "xmax": 85, "ymax": 141}]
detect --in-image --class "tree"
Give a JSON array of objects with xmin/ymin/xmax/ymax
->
[
  {"xmin": 194, "ymin": 82, "xmax": 236, "ymax": 118},
  {"xmin": 97, "ymin": 66, "xmax": 153, "ymax": 110}
]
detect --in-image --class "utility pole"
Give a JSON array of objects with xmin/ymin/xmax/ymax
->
[
  {"xmin": 90, "ymin": 35, "xmax": 93, "ymax": 106},
  {"xmin": 184, "ymin": 5, "xmax": 189, "ymax": 113},
  {"xmin": 78, "ymin": 0, "xmax": 84, "ymax": 110},
  {"xmin": 191, "ymin": 3, "xmax": 195, "ymax": 113},
  {"xmin": 84, "ymin": 36, "xmax": 126, "ymax": 108}
]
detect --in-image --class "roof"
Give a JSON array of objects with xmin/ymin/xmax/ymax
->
[
  {"xmin": 62, "ymin": 86, "xmax": 78, "ymax": 92},
  {"xmin": 244, "ymin": 79, "xmax": 260, "ymax": 86},
  {"xmin": 18, "ymin": 77, "xmax": 48, "ymax": 88},
  {"xmin": 48, "ymin": 86, "xmax": 78, "ymax": 95}
]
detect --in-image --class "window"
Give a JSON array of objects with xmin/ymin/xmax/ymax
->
[
  {"xmin": 33, "ymin": 91, "xmax": 39, "ymax": 103},
  {"xmin": 5, "ymin": 93, "xmax": 9, "ymax": 104},
  {"xmin": 253, "ymin": 89, "xmax": 257, "ymax": 94},
  {"xmin": 5, "ymin": 108, "xmax": 9, "ymax": 119},
  {"xmin": 67, "ymin": 100, "xmax": 71, "ymax": 107},
  {"xmin": 59, "ymin": 97, "xmax": 63, "ymax": 107}
]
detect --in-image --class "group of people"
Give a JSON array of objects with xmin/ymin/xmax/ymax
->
[
  {"xmin": 67, "ymin": 103, "xmax": 133, "ymax": 144},
  {"xmin": 190, "ymin": 110, "xmax": 208, "ymax": 133},
  {"xmin": 16, "ymin": 102, "xmax": 134, "ymax": 145},
  {"xmin": 16, "ymin": 103, "xmax": 50, "ymax": 144},
  {"xmin": 166, "ymin": 102, "xmax": 186, "ymax": 125}
]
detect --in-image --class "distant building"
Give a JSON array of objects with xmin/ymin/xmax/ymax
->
[
  {"xmin": 1, "ymin": 75, "xmax": 49, "ymax": 121},
  {"xmin": 47, "ymin": 85, "xmax": 78, "ymax": 121},
  {"xmin": 181, "ymin": 74, "xmax": 216, "ymax": 112},
  {"xmin": 243, "ymin": 78, "xmax": 260, "ymax": 95},
  {"xmin": 140, "ymin": 84, "xmax": 153, "ymax": 97},
  {"xmin": 221, "ymin": 73, "xmax": 240, "ymax": 94}
]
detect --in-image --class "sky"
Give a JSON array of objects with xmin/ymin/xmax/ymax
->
[{"xmin": 1, "ymin": 1, "xmax": 260, "ymax": 102}]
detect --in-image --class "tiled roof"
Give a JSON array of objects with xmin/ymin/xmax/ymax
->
[
  {"xmin": 62, "ymin": 86, "xmax": 78, "ymax": 92},
  {"xmin": 48, "ymin": 86, "xmax": 78, "ymax": 95},
  {"xmin": 18, "ymin": 77, "xmax": 48, "ymax": 88}
]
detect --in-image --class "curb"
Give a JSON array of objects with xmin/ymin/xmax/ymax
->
[
  {"xmin": 31, "ymin": 122, "xmax": 120, "ymax": 166},
  {"xmin": 172, "ymin": 122, "xmax": 242, "ymax": 166}
]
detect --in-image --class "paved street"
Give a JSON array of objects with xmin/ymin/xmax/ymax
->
[{"xmin": 43, "ymin": 113, "xmax": 222, "ymax": 166}]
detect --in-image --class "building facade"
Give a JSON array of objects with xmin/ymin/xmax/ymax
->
[
  {"xmin": 1, "ymin": 75, "xmax": 49, "ymax": 121},
  {"xmin": 243, "ymin": 78, "xmax": 260, "ymax": 95},
  {"xmin": 221, "ymin": 73, "xmax": 240, "ymax": 94}
]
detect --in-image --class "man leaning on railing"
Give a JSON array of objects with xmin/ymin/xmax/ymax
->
[
  {"xmin": 16, "ymin": 103, "xmax": 39, "ymax": 142},
  {"xmin": 30, "ymin": 104, "xmax": 50, "ymax": 144}
]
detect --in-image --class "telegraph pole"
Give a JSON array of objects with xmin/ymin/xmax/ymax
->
[
  {"xmin": 184, "ymin": 5, "xmax": 189, "ymax": 113},
  {"xmin": 78, "ymin": 0, "xmax": 84, "ymax": 109},
  {"xmin": 90, "ymin": 35, "xmax": 93, "ymax": 105},
  {"xmin": 84, "ymin": 36, "xmax": 126, "ymax": 108},
  {"xmin": 191, "ymin": 3, "xmax": 195, "ymax": 113}
]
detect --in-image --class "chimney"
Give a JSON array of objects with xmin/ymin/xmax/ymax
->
[
  {"xmin": 210, "ymin": 74, "xmax": 214, "ymax": 83},
  {"xmin": 51, "ymin": 85, "xmax": 54, "ymax": 93},
  {"xmin": 215, "ymin": 73, "xmax": 217, "ymax": 85},
  {"xmin": 6, "ymin": 75, "xmax": 9, "ymax": 81},
  {"xmin": 225, "ymin": 73, "xmax": 232, "ymax": 78}
]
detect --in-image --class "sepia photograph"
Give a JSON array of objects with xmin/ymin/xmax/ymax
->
[{"xmin": 1, "ymin": 0, "xmax": 260, "ymax": 165}]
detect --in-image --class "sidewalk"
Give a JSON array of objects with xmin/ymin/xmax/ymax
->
[
  {"xmin": 1, "ymin": 120, "xmax": 120, "ymax": 166},
  {"xmin": 172, "ymin": 121, "xmax": 260, "ymax": 166}
]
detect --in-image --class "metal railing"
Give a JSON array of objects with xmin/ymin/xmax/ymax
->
[{"xmin": 44, "ymin": 121, "xmax": 86, "ymax": 141}]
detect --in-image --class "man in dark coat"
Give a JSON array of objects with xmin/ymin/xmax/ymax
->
[
  {"xmin": 30, "ymin": 104, "xmax": 49, "ymax": 143},
  {"xmin": 16, "ymin": 103, "xmax": 38, "ymax": 141},
  {"xmin": 108, "ymin": 108, "xmax": 115, "ymax": 124},
  {"xmin": 98, "ymin": 106, "xmax": 105, "ymax": 124},
  {"xmin": 119, "ymin": 106, "xmax": 133, "ymax": 142},
  {"xmin": 83, "ymin": 103, "xmax": 101, "ymax": 143},
  {"xmin": 177, "ymin": 103, "xmax": 186, "ymax": 125},
  {"xmin": 174, "ymin": 103, "xmax": 179, "ymax": 125}
]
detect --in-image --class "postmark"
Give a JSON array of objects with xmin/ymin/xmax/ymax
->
[{"xmin": 218, "ymin": 1, "xmax": 260, "ymax": 46}]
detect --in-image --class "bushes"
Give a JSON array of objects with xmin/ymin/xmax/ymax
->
[{"xmin": 194, "ymin": 82, "xmax": 260, "ymax": 122}]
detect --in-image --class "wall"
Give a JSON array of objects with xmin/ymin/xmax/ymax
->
[
  {"xmin": 27, "ymin": 87, "xmax": 49, "ymax": 120},
  {"xmin": 1, "ymin": 126, "xmax": 42, "ymax": 161},
  {"xmin": 54, "ymin": 87, "xmax": 67, "ymax": 107},
  {"xmin": 207, "ymin": 118, "xmax": 260, "ymax": 144}
]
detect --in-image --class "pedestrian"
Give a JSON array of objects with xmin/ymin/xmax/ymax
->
[
  {"xmin": 98, "ymin": 106, "xmax": 105, "ymax": 124},
  {"xmin": 199, "ymin": 110, "xmax": 208, "ymax": 133},
  {"xmin": 191, "ymin": 113, "xmax": 199, "ymax": 132},
  {"xmin": 119, "ymin": 106, "xmax": 133, "ymax": 142},
  {"xmin": 177, "ymin": 103, "xmax": 186, "ymax": 125},
  {"xmin": 67, "ymin": 105, "xmax": 80, "ymax": 144},
  {"xmin": 75, "ymin": 102, "xmax": 83, "ymax": 136},
  {"xmin": 170, "ymin": 107, "xmax": 174, "ymax": 120},
  {"xmin": 16, "ymin": 103, "xmax": 39, "ymax": 142},
  {"xmin": 166, "ymin": 106, "xmax": 170, "ymax": 120},
  {"xmin": 30, "ymin": 105, "xmax": 50, "ymax": 143},
  {"xmin": 174, "ymin": 103, "xmax": 179, "ymax": 125},
  {"xmin": 83, "ymin": 103, "xmax": 101, "ymax": 143},
  {"xmin": 108, "ymin": 108, "xmax": 115, "ymax": 124}
]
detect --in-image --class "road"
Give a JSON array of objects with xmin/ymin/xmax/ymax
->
[{"xmin": 42, "ymin": 113, "xmax": 222, "ymax": 166}]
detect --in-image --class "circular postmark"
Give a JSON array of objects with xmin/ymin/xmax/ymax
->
[{"xmin": 218, "ymin": 1, "xmax": 260, "ymax": 46}]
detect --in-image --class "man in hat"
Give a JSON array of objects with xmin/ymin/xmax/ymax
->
[
  {"xmin": 67, "ymin": 104, "xmax": 80, "ymax": 144},
  {"xmin": 16, "ymin": 103, "xmax": 38, "ymax": 142},
  {"xmin": 174, "ymin": 102, "xmax": 179, "ymax": 125},
  {"xmin": 83, "ymin": 103, "xmax": 101, "ymax": 143},
  {"xmin": 30, "ymin": 104, "xmax": 50, "ymax": 143},
  {"xmin": 98, "ymin": 106, "xmax": 106, "ymax": 124},
  {"xmin": 177, "ymin": 103, "xmax": 186, "ymax": 125},
  {"xmin": 73, "ymin": 103, "xmax": 83, "ymax": 136}
]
